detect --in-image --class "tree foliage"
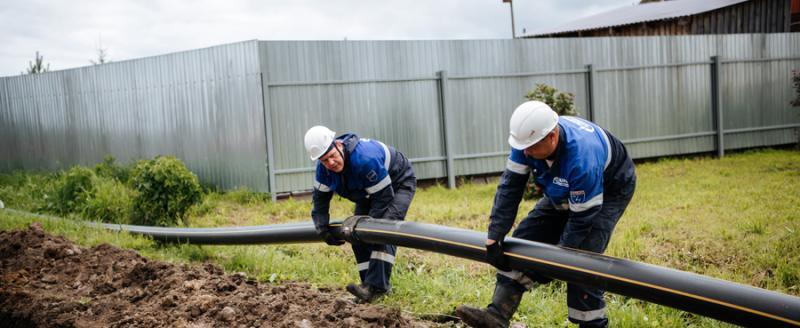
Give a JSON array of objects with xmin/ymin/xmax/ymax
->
[
  {"xmin": 90, "ymin": 47, "xmax": 110, "ymax": 65},
  {"xmin": 24, "ymin": 51, "xmax": 50, "ymax": 75}
]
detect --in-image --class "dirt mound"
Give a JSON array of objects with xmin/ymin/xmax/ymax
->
[{"xmin": 0, "ymin": 223, "xmax": 430, "ymax": 327}]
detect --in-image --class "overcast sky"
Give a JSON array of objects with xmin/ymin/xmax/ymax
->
[{"xmin": 0, "ymin": 0, "xmax": 637, "ymax": 77}]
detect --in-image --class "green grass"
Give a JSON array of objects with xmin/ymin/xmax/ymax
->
[{"xmin": 1, "ymin": 149, "xmax": 798, "ymax": 327}]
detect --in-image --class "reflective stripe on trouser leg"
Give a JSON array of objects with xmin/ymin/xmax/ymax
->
[
  {"xmin": 352, "ymin": 243, "xmax": 373, "ymax": 283},
  {"xmin": 351, "ymin": 240, "xmax": 397, "ymax": 291},
  {"xmin": 364, "ymin": 244, "xmax": 396, "ymax": 291},
  {"xmin": 565, "ymin": 193, "xmax": 632, "ymax": 327},
  {"xmin": 567, "ymin": 283, "xmax": 607, "ymax": 327}
]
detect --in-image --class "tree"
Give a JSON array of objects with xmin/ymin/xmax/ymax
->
[
  {"xmin": 24, "ymin": 51, "xmax": 50, "ymax": 74},
  {"xmin": 90, "ymin": 47, "xmax": 110, "ymax": 65}
]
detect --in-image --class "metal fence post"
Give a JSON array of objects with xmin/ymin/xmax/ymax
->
[
  {"xmin": 711, "ymin": 56, "xmax": 724, "ymax": 158},
  {"xmin": 584, "ymin": 64, "xmax": 595, "ymax": 122},
  {"xmin": 260, "ymin": 73, "xmax": 278, "ymax": 201},
  {"xmin": 438, "ymin": 70, "xmax": 456, "ymax": 189}
]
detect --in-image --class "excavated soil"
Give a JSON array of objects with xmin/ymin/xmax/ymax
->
[{"xmin": 0, "ymin": 223, "xmax": 431, "ymax": 327}]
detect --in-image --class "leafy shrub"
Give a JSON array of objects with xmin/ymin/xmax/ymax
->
[
  {"xmin": 94, "ymin": 155, "xmax": 130, "ymax": 183},
  {"xmin": 129, "ymin": 156, "xmax": 202, "ymax": 226},
  {"xmin": 0, "ymin": 171, "xmax": 59, "ymax": 211},
  {"xmin": 525, "ymin": 83, "xmax": 578, "ymax": 116},
  {"xmin": 81, "ymin": 177, "xmax": 133, "ymax": 223},
  {"xmin": 50, "ymin": 166, "xmax": 96, "ymax": 215}
]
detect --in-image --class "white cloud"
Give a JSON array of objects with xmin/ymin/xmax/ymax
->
[{"xmin": 0, "ymin": 0, "xmax": 632, "ymax": 76}]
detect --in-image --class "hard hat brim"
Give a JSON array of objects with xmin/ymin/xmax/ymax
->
[
  {"xmin": 309, "ymin": 141, "xmax": 336, "ymax": 161},
  {"xmin": 507, "ymin": 120, "xmax": 557, "ymax": 150},
  {"xmin": 508, "ymin": 134, "xmax": 544, "ymax": 150}
]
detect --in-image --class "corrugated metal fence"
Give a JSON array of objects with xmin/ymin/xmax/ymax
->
[
  {"xmin": 0, "ymin": 41, "xmax": 268, "ymax": 191},
  {"xmin": 2, "ymin": 35, "xmax": 799, "ymax": 196}
]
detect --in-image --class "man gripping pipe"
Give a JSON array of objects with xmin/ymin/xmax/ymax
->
[
  {"xmin": 304, "ymin": 126, "xmax": 416, "ymax": 303},
  {"xmin": 456, "ymin": 101, "xmax": 637, "ymax": 328}
]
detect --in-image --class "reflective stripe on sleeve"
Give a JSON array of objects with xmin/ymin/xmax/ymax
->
[
  {"xmin": 506, "ymin": 159, "xmax": 530, "ymax": 175},
  {"xmin": 569, "ymin": 194, "xmax": 603, "ymax": 212},
  {"xmin": 378, "ymin": 141, "xmax": 391, "ymax": 169},
  {"xmin": 365, "ymin": 176, "xmax": 392, "ymax": 194},
  {"xmin": 600, "ymin": 130, "xmax": 612, "ymax": 170},
  {"xmin": 314, "ymin": 180, "xmax": 331, "ymax": 192}
]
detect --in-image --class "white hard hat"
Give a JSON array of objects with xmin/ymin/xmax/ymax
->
[
  {"xmin": 304, "ymin": 125, "xmax": 336, "ymax": 160},
  {"xmin": 508, "ymin": 101, "xmax": 559, "ymax": 150}
]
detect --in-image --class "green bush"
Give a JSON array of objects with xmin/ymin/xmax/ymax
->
[
  {"xmin": 50, "ymin": 166, "xmax": 96, "ymax": 215},
  {"xmin": 81, "ymin": 177, "xmax": 133, "ymax": 224},
  {"xmin": 130, "ymin": 156, "xmax": 202, "ymax": 226},
  {"xmin": 525, "ymin": 83, "xmax": 578, "ymax": 116},
  {"xmin": 0, "ymin": 171, "xmax": 59, "ymax": 211},
  {"xmin": 94, "ymin": 155, "xmax": 131, "ymax": 183}
]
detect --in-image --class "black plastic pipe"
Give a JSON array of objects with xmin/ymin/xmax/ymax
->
[
  {"xmin": 95, "ymin": 221, "xmax": 321, "ymax": 245},
  {"xmin": 341, "ymin": 217, "xmax": 800, "ymax": 327},
  {"xmin": 10, "ymin": 209, "xmax": 799, "ymax": 327}
]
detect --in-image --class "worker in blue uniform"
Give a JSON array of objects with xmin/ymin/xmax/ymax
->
[
  {"xmin": 304, "ymin": 125, "xmax": 416, "ymax": 303},
  {"xmin": 456, "ymin": 101, "xmax": 637, "ymax": 328}
]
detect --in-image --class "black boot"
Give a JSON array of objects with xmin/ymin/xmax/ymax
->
[
  {"xmin": 456, "ymin": 284, "xmax": 524, "ymax": 328},
  {"xmin": 346, "ymin": 283, "xmax": 388, "ymax": 303}
]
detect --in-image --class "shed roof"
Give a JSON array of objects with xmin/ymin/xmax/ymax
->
[{"xmin": 526, "ymin": 0, "xmax": 749, "ymax": 37}]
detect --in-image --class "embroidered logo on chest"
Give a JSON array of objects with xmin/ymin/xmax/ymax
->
[{"xmin": 552, "ymin": 177, "xmax": 569, "ymax": 187}]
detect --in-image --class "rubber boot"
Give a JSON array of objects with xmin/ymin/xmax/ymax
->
[
  {"xmin": 346, "ymin": 283, "xmax": 388, "ymax": 303},
  {"xmin": 456, "ymin": 284, "xmax": 524, "ymax": 328}
]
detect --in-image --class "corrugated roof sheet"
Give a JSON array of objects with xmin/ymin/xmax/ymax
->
[{"xmin": 526, "ymin": 0, "xmax": 749, "ymax": 36}]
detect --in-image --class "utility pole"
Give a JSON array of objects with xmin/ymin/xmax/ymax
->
[{"xmin": 504, "ymin": 0, "xmax": 517, "ymax": 38}]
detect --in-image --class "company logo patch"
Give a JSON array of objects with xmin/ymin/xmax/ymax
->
[
  {"xmin": 552, "ymin": 177, "xmax": 569, "ymax": 187},
  {"xmin": 366, "ymin": 170, "xmax": 378, "ymax": 182},
  {"xmin": 570, "ymin": 190, "xmax": 586, "ymax": 203}
]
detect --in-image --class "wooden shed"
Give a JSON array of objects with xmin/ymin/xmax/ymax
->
[{"xmin": 527, "ymin": 0, "xmax": 794, "ymax": 38}]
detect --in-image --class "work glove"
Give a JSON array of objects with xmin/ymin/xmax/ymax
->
[
  {"xmin": 316, "ymin": 226, "xmax": 345, "ymax": 246},
  {"xmin": 486, "ymin": 240, "xmax": 511, "ymax": 272}
]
